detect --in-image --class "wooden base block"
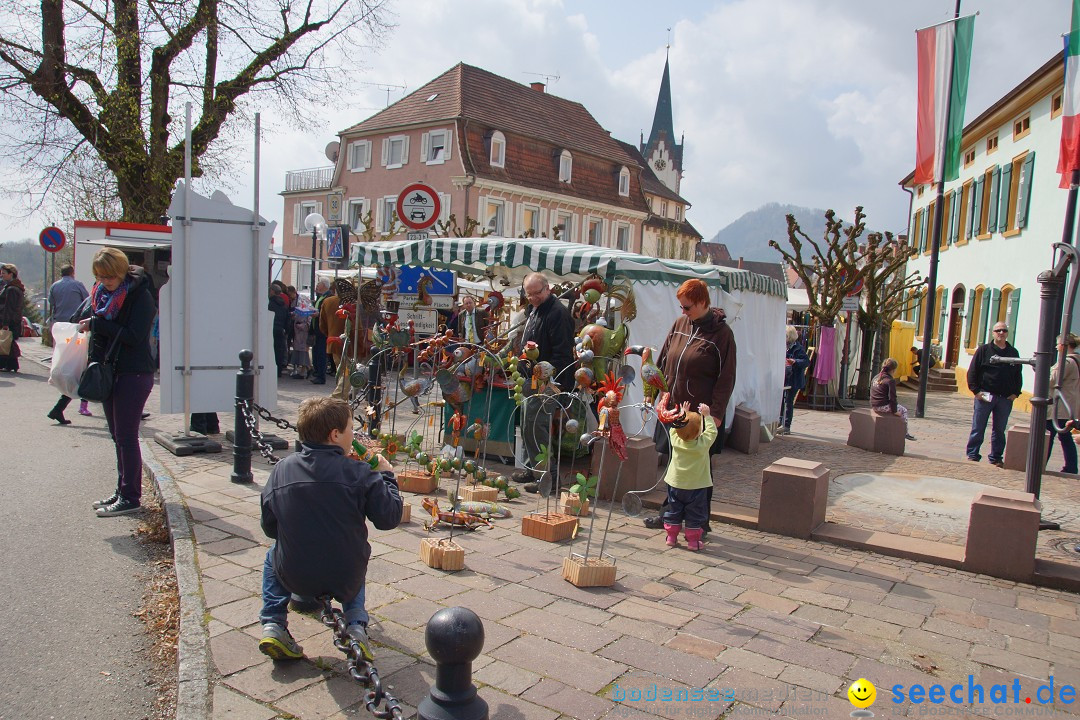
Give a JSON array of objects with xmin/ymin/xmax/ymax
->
[
  {"xmin": 559, "ymin": 492, "xmax": 590, "ymax": 517},
  {"xmin": 401, "ymin": 503, "xmax": 411, "ymax": 523},
  {"xmin": 419, "ymin": 538, "xmax": 465, "ymax": 571},
  {"xmin": 460, "ymin": 485, "xmax": 499, "ymax": 503},
  {"xmin": 521, "ymin": 513, "xmax": 578, "ymax": 542},
  {"xmin": 398, "ymin": 470, "xmax": 439, "ymax": 494},
  {"xmin": 562, "ymin": 554, "xmax": 616, "ymax": 587}
]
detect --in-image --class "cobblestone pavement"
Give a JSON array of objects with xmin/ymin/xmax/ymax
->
[{"xmin": 18, "ymin": 340, "xmax": 1080, "ymax": 719}]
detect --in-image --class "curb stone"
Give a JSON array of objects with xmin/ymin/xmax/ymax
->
[{"xmin": 142, "ymin": 439, "xmax": 211, "ymax": 720}]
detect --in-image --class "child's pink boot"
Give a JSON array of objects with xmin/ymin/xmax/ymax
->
[
  {"xmin": 685, "ymin": 528, "xmax": 703, "ymax": 551},
  {"xmin": 78, "ymin": 400, "xmax": 92, "ymax": 416},
  {"xmin": 664, "ymin": 523, "xmax": 681, "ymax": 547}
]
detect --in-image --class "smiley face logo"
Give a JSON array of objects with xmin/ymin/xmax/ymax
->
[{"xmin": 847, "ymin": 678, "xmax": 876, "ymax": 709}]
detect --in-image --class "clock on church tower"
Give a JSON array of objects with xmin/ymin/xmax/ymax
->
[{"xmin": 654, "ymin": 158, "xmax": 666, "ymax": 171}]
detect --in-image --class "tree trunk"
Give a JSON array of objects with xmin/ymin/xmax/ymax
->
[
  {"xmin": 855, "ymin": 321, "xmax": 877, "ymax": 400},
  {"xmin": 116, "ymin": 164, "xmax": 176, "ymax": 223}
]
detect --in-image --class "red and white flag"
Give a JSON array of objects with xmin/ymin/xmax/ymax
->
[
  {"xmin": 915, "ymin": 15, "xmax": 975, "ymax": 185},
  {"xmin": 1058, "ymin": 0, "xmax": 1080, "ymax": 187}
]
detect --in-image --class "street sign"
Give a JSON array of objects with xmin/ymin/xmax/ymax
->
[
  {"xmin": 841, "ymin": 296, "xmax": 860, "ymax": 312},
  {"xmin": 326, "ymin": 226, "xmax": 344, "ymax": 259},
  {"xmin": 39, "ymin": 226, "xmax": 66, "ymax": 253},
  {"xmin": 326, "ymin": 192, "xmax": 343, "ymax": 224},
  {"xmin": 398, "ymin": 265, "xmax": 454, "ymax": 296},
  {"xmin": 396, "ymin": 182, "xmax": 440, "ymax": 230},
  {"xmin": 407, "ymin": 231, "xmax": 430, "ymax": 242},
  {"xmin": 397, "ymin": 308, "xmax": 438, "ymax": 334},
  {"xmin": 846, "ymin": 276, "xmax": 865, "ymax": 296}
]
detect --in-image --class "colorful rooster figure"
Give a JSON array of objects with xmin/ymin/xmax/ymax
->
[
  {"xmin": 624, "ymin": 345, "xmax": 667, "ymax": 405},
  {"xmin": 595, "ymin": 371, "xmax": 628, "ymax": 460},
  {"xmin": 449, "ymin": 410, "xmax": 468, "ymax": 446}
]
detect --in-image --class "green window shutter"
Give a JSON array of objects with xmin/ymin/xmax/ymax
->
[
  {"xmin": 920, "ymin": 207, "xmax": 929, "ymax": 251},
  {"xmin": 1016, "ymin": 153, "xmax": 1035, "ymax": 230},
  {"xmin": 965, "ymin": 185, "xmax": 975, "ymax": 240},
  {"xmin": 988, "ymin": 288, "xmax": 1002, "ymax": 342},
  {"xmin": 964, "ymin": 288, "xmax": 976, "ymax": 345},
  {"xmin": 1006, "ymin": 289, "xmax": 1021, "ymax": 344},
  {"xmin": 997, "ymin": 163, "xmax": 1012, "ymax": 232},
  {"xmin": 972, "ymin": 176, "xmax": 984, "ymax": 235},
  {"xmin": 988, "ymin": 166, "xmax": 1000, "ymax": 232},
  {"xmin": 979, "ymin": 290, "xmax": 991, "ymax": 344},
  {"xmin": 938, "ymin": 300, "xmax": 947, "ymax": 343},
  {"xmin": 951, "ymin": 189, "xmax": 962, "ymax": 244}
]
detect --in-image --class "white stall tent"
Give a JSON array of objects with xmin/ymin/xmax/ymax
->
[{"xmin": 350, "ymin": 237, "xmax": 788, "ymax": 434}]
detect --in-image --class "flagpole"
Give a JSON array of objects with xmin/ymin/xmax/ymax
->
[{"xmin": 916, "ymin": 0, "xmax": 963, "ymax": 419}]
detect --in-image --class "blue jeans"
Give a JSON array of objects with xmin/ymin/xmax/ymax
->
[
  {"xmin": 663, "ymin": 485, "xmax": 710, "ymax": 529},
  {"xmin": 260, "ymin": 547, "xmax": 368, "ymax": 627},
  {"xmin": 966, "ymin": 394, "xmax": 1014, "ymax": 463},
  {"xmin": 781, "ymin": 387, "xmax": 799, "ymax": 429},
  {"xmin": 1046, "ymin": 420, "xmax": 1079, "ymax": 474}
]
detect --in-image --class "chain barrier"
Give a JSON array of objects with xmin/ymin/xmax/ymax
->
[
  {"xmin": 237, "ymin": 400, "xmax": 284, "ymax": 465},
  {"xmin": 319, "ymin": 597, "xmax": 404, "ymax": 719},
  {"xmin": 252, "ymin": 403, "xmax": 298, "ymax": 432}
]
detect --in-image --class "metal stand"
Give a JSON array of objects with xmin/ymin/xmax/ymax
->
[
  {"xmin": 154, "ymin": 431, "xmax": 222, "ymax": 456},
  {"xmin": 418, "ymin": 607, "xmax": 488, "ymax": 720}
]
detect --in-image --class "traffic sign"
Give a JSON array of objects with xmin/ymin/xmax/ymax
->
[
  {"xmin": 39, "ymin": 226, "xmax": 66, "ymax": 253},
  {"xmin": 396, "ymin": 183, "xmax": 440, "ymax": 230}
]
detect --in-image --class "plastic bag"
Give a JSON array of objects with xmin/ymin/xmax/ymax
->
[{"xmin": 48, "ymin": 322, "xmax": 90, "ymax": 398}]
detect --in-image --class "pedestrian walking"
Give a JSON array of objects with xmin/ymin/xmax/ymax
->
[
  {"xmin": 965, "ymin": 322, "xmax": 1022, "ymax": 467},
  {"xmin": 47, "ymin": 265, "xmax": 92, "ymax": 422},
  {"xmin": 1048, "ymin": 333, "xmax": 1080, "ymax": 474},
  {"xmin": 0, "ymin": 264, "xmax": 25, "ymax": 372},
  {"xmin": 779, "ymin": 325, "xmax": 809, "ymax": 435}
]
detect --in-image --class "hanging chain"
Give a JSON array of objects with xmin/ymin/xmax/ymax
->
[
  {"xmin": 319, "ymin": 598, "xmax": 404, "ymax": 719},
  {"xmin": 252, "ymin": 403, "xmax": 298, "ymax": 432},
  {"xmin": 238, "ymin": 400, "xmax": 284, "ymax": 465}
]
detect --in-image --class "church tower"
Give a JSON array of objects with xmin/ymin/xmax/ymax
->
[{"xmin": 640, "ymin": 53, "xmax": 683, "ymax": 195}]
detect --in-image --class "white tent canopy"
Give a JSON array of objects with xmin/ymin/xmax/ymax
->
[{"xmin": 350, "ymin": 237, "xmax": 788, "ymax": 433}]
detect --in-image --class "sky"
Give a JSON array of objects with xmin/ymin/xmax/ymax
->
[{"xmin": 0, "ymin": 0, "xmax": 1070, "ymax": 246}]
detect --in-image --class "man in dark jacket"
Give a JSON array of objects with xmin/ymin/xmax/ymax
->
[
  {"xmin": 512, "ymin": 272, "xmax": 575, "ymax": 488},
  {"xmin": 966, "ymin": 322, "xmax": 1023, "ymax": 466},
  {"xmin": 259, "ymin": 397, "xmax": 401, "ymax": 662},
  {"xmin": 450, "ymin": 294, "xmax": 490, "ymax": 344},
  {"xmin": 268, "ymin": 285, "xmax": 289, "ymax": 377}
]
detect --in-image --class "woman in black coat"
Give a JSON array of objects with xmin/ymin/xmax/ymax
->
[
  {"xmin": 0, "ymin": 263, "xmax": 25, "ymax": 372},
  {"xmin": 78, "ymin": 248, "xmax": 157, "ymax": 517}
]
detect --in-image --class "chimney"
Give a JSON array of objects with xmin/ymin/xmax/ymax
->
[
  {"xmin": 738, "ymin": 256, "xmax": 744, "ymax": 269},
  {"xmin": 530, "ymin": 82, "xmax": 546, "ymax": 93}
]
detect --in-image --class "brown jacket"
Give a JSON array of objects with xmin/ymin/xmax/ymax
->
[
  {"xmin": 657, "ymin": 307, "xmax": 737, "ymax": 426},
  {"xmin": 319, "ymin": 295, "xmax": 346, "ymax": 342}
]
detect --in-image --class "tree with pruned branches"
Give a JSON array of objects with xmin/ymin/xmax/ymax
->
[
  {"xmin": 0, "ymin": 0, "xmax": 392, "ymax": 224},
  {"xmin": 770, "ymin": 206, "xmax": 921, "ymax": 399}
]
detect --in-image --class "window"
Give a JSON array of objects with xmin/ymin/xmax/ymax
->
[
  {"xmin": 924, "ymin": 200, "xmax": 936, "ymax": 254},
  {"xmin": 1002, "ymin": 285, "xmax": 1021, "ymax": 344},
  {"xmin": 977, "ymin": 166, "xmax": 999, "ymax": 237},
  {"xmin": 963, "ymin": 148, "xmax": 975, "ymax": 168},
  {"xmin": 521, "ymin": 205, "xmax": 540, "ymax": 237},
  {"xmin": 986, "ymin": 135, "xmax": 999, "ymax": 155},
  {"xmin": 1053, "ymin": 90, "xmax": 1064, "ymax": 120},
  {"xmin": 297, "ymin": 261, "xmax": 313, "ymax": 295},
  {"xmin": 483, "ymin": 198, "xmax": 505, "ymax": 235},
  {"xmin": 618, "ymin": 166, "xmax": 630, "ymax": 197},
  {"xmin": 379, "ymin": 196, "xmax": 397, "ymax": 234},
  {"xmin": 587, "ymin": 217, "xmax": 603, "ymax": 246},
  {"xmin": 292, "ymin": 200, "xmax": 318, "ymax": 234},
  {"xmin": 958, "ymin": 180, "xmax": 972, "ymax": 244},
  {"xmin": 381, "ymin": 135, "xmax": 409, "ymax": 168},
  {"xmin": 940, "ymin": 194, "xmax": 951, "ymax": 250},
  {"xmin": 348, "ymin": 140, "xmax": 372, "ymax": 172},
  {"xmin": 490, "ymin": 131, "xmax": 506, "ymax": 168},
  {"xmin": 1001, "ymin": 152, "xmax": 1035, "ymax": 235},
  {"xmin": 911, "ymin": 208, "xmax": 923, "ymax": 253},
  {"xmin": 933, "ymin": 286, "xmax": 945, "ymax": 342},
  {"xmin": 347, "ymin": 198, "xmax": 369, "ymax": 234},
  {"xmin": 675, "ymin": 206, "xmax": 682, "ymax": 222},
  {"xmin": 438, "ymin": 193, "xmax": 452, "ymax": 223},
  {"xmin": 660, "ymin": 200, "xmax": 669, "ymax": 218},
  {"xmin": 917, "ymin": 185, "xmax": 925, "ymax": 198},
  {"xmin": 558, "ymin": 150, "xmax": 572, "ymax": 183},
  {"xmin": 423, "ymin": 129, "xmax": 450, "ymax": 165},
  {"xmin": 1012, "ymin": 114, "xmax": 1030, "ymax": 141},
  {"xmin": 555, "ymin": 212, "xmax": 573, "ymax": 242},
  {"xmin": 615, "ymin": 223, "xmax": 631, "ymax": 251}
]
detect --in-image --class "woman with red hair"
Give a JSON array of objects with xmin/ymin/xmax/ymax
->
[{"xmin": 644, "ymin": 278, "xmax": 737, "ymax": 534}]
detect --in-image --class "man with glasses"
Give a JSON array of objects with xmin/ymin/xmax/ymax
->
[{"xmin": 965, "ymin": 322, "xmax": 1023, "ymax": 467}]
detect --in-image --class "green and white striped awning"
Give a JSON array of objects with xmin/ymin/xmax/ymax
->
[{"xmin": 350, "ymin": 237, "xmax": 787, "ymax": 299}]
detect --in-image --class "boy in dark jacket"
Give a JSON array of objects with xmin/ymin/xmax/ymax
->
[{"xmin": 258, "ymin": 397, "xmax": 401, "ymax": 661}]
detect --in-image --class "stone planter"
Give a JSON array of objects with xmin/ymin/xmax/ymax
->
[
  {"xmin": 562, "ymin": 554, "xmax": 616, "ymax": 588},
  {"xmin": 521, "ymin": 512, "xmax": 578, "ymax": 543},
  {"xmin": 419, "ymin": 538, "xmax": 465, "ymax": 571}
]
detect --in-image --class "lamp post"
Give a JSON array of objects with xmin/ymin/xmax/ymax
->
[{"xmin": 303, "ymin": 211, "xmax": 326, "ymax": 303}]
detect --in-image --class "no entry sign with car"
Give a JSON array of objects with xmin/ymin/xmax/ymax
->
[{"xmin": 396, "ymin": 182, "xmax": 440, "ymax": 231}]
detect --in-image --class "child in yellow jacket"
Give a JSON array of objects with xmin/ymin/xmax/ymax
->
[{"xmin": 664, "ymin": 402, "xmax": 717, "ymax": 551}]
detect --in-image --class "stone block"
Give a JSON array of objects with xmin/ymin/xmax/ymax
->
[
  {"xmin": 964, "ymin": 489, "xmax": 1041, "ymax": 582},
  {"xmin": 846, "ymin": 408, "xmax": 906, "ymax": 455},
  {"xmin": 758, "ymin": 457, "xmax": 830, "ymax": 539},
  {"xmin": 1003, "ymin": 424, "xmax": 1052, "ymax": 472},
  {"xmin": 726, "ymin": 405, "xmax": 761, "ymax": 454},
  {"xmin": 592, "ymin": 435, "xmax": 659, "ymax": 502}
]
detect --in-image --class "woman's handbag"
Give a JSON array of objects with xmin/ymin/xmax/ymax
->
[
  {"xmin": 77, "ymin": 332, "xmax": 121, "ymax": 403},
  {"xmin": 0, "ymin": 327, "xmax": 11, "ymax": 355},
  {"xmin": 48, "ymin": 322, "xmax": 90, "ymax": 397}
]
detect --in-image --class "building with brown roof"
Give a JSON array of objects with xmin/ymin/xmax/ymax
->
[{"xmin": 280, "ymin": 61, "xmax": 700, "ymax": 291}]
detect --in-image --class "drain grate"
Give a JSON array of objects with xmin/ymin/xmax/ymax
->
[
  {"xmin": 1048, "ymin": 537, "xmax": 1080, "ymax": 559},
  {"xmin": 919, "ymin": 497, "xmax": 944, "ymax": 504}
]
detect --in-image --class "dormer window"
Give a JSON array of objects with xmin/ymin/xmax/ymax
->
[
  {"xmin": 559, "ymin": 150, "xmax": 573, "ymax": 183},
  {"xmin": 618, "ymin": 166, "xmax": 630, "ymax": 197},
  {"xmin": 490, "ymin": 131, "xmax": 506, "ymax": 168}
]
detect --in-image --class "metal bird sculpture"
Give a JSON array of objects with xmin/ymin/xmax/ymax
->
[
  {"xmin": 624, "ymin": 345, "xmax": 667, "ymax": 404},
  {"xmin": 577, "ymin": 322, "xmax": 629, "ymax": 381}
]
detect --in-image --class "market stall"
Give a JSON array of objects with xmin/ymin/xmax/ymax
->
[{"xmin": 350, "ymin": 237, "xmax": 788, "ymax": 436}]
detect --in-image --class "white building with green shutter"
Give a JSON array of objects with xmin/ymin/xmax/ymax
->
[{"xmin": 900, "ymin": 49, "xmax": 1068, "ymax": 405}]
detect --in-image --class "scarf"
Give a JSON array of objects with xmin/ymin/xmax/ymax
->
[{"xmin": 92, "ymin": 276, "xmax": 132, "ymax": 320}]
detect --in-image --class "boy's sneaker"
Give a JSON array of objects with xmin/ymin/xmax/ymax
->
[
  {"xmin": 259, "ymin": 623, "xmax": 304, "ymax": 660},
  {"xmin": 95, "ymin": 497, "xmax": 140, "ymax": 517},
  {"xmin": 347, "ymin": 623, "xmax": 374, "ymax": 662},
  {"xmin": 92, "ymin": 492, "xmax": 119, "ymax": 509}
]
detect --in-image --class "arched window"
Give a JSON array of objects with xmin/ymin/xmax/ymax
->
[
  {"xmin": 490, "ymin": 131, "xmax": 506, "ymax": 168},
  {"xmin": 558, "ymin": 150, "xmax": 572, "ymax": 183},
  {"xmin": 618, "ymin": 166, "xmax": 630, "ymax": 196}
]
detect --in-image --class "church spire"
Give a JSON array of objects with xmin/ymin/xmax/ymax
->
[
  {"xmin": 642, "ymin": 52, "xmax": 683, "ymax": 194},
  {"xmin": 645, "ymin": 57, "xmax": 675, "ymax": 157}
]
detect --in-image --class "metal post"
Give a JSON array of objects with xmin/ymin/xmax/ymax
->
[
  {"xmin": 417, "ymin": 607, "xmax": 488, "ymax": 720},
  {"xmin": 310, "ymin": 228, "xmax": 318, "ymax": 303},
  {"xmin": 231, "ymin": 350, "xmax": 254, "ymax": 484},
  {"xmin": 1024, "ymin": 271, "xmax": 1064, "ymax": 502}
]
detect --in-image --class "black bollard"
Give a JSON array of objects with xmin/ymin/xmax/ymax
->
[
  {"xmin": 417, "ymin": 607, "xmax": 488, "ymax": 720},
  {"xmin": 231, "ymin": 350, "xmax": 254, "ymax": 484}
]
